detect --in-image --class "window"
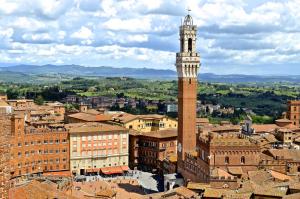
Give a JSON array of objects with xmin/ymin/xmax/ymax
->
[
  {"xmin": 49, "ymin": 140, "xmax": 53, "ymax": 144},
  {"xmin": 44, "ymin": 140, "xmax": 48, "ymax": 144},
  {"xmin": 188, "ymin": 38, "xmax": 192, "ymax": 52},
  {"xmin": 55, "ymin": 139, "xmax": 59, "ymax": 144},
  {"xmin": 18, "ymin": 152, "xmax": 21, "ymax": 157},
  {"xmin": 180, "ymin": 38, "xmax": 184, "ymax": 52},
  {"xmin": 108, "ymin": 135, "xmax": 112, "ymax": 139},
  {"xmin": 18, "ymin": 143, "xmax": 21, "ymax": 147},
  {"xmin": 241, "ymin": 156, "xmax": 245, "ymax": 164},
  {"xmin": 25, "ymin": 142, "xmax": 29, "ymax": 146},
  {"xmin": 225, "ymin": 156, "xmax": 229, "ymax": 164},
  {"xmin": 62, "ymin": 139, "xmax": 67, "ymax": 143}
]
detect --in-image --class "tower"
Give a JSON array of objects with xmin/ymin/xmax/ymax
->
[{"xmin": 176, "ymin": 14, "xmax": 200, "ymax": 167}]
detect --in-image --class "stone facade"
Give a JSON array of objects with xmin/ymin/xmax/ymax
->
[
  {"xmin": 287, "ymin": 100, "xmax": 300, "ymax": 127},
  {"xmin": 129, "ymin": 129, "xmax": 177, "ymax": 174},
  {"xmin": 67, "ymin": 123, "xmax": 129, "ymax": 175},
  {"xmin": 9, "ymin": 114, "xmax": 70, "ymax": 178},
  {"xmin": 0, "ymin": 115, "xmax": 10, "ymax": 199}
]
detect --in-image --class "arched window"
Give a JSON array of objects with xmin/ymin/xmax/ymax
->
[
  {"xmin": 225, "ymin": 156, "xmax": 229, "ymax": 164},
  {"xmin": 241, "ymin": 156, "xmax": 245, "ymax": 164},
  {"xmin": 188, "ymin": 38, "xmax": 192, "ymax": 52},
  {"xmin": 298, "ymin": 166, "xmax": 300, "ymax": 172},
  {"xmin": 181, "ymin": 38, "xmax": 184, "ymax": 52}
]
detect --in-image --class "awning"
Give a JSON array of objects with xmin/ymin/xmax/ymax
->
[
  {"xmin": 121, "ymin": 166, "xmax": 130, "ymax": 172},
  {"xmin": 101, "ymin": 166, "xmax": 123, "ymax": 175}
]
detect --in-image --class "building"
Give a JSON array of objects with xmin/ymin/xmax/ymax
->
[
  {"xmin": 0, "ymin": 100, "xmax": 12, "ymax": 115},
  {"xmin": 129, "ymin": 128, "xmax": 177, "ymax": 173},
  {"xmin": 67, "ymin": 122, "xmax": 129, "ymax": 175},
  {"xmin": 110, "ymin": 112, "xmax": 177, "ymax": 132},
  {"xmin": 176, "ymin": 14, "xmax": 200, "ymax": 176},
  {"xmin": 287, "ymin": 100, "xmax": 300, "ymax": 127},
  {"xmin": 180, "ymin": 133, "xmax": 261, "ymax": 184},
  {"xmin": 9, "ymin": 114, "xmax": 70, "ymax": 178},
  {"xmin": 7, "ymin": 99, "xmax": 34, "ymax": 109},
  {"xmin": 0, "ymin": 115, "xmax": 11, "ymax": 199},
  {"xmin": 0, "ymin": 94, "xmax": 7, "ymax": 101}
]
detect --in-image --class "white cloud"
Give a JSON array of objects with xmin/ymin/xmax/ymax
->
[
  {"xmin": 0, "ymin": 0, "xmax": 300, "ymax": 74},
  {"xmin": 71, "ymin": 26, "xmax": 94, "ymax": 40}
]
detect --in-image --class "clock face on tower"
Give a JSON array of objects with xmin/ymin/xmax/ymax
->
[{"xmin": 178, "ymin": 142, "xmax": 182, "ymax": 153}]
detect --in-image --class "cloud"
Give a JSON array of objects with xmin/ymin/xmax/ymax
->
[{"xmin": 0, "ymin": 0, "xmax": 300, "ymax": 75}]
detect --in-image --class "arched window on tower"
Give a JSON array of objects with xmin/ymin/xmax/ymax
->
[
  {"xmin": 188, "ymin": 38, "xmax": 192, "ymax": 52},
  {"xmin": 181, "ymin": 38, "xmax": 184, "ymax": 52},
  {"xmin": 225, "ymin": 156, "xmax": 229, "ymax": 164},
  {"xmin": 241, "ymin": 156, "xmax": 245, "ymax": 164}
]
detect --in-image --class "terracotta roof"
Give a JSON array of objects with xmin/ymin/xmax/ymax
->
[
  {"xmin": 68, "ymin": 112, "xmax": 112, "ymax": 122},
  {"xmin": 203, "ymin": 188, "xmax": 231, "ymax": 198},
  {"xmin": 227, "ymin": 167, "xmax": 244, "ymax": 175},
  {"xmin": 111, "ymin": 113, "xmax": 174, "ymax": 124},
  {"xmin": 96, "ymin": 189, "xmax": 117, "ymax": 198},
  {"xmin": 187, "ymin": 182, "xmax": 211, "ymax": 190},
  {"xmin": 252, "ymin": 124, "xmax": 279, "ymax": 133},
  {"xmin": 163, "ymin": 186, "xmax": 198, "ymax": 198},
  {"xmin": 224, "ymin": 193, "xmax": 253, "ymax": 199},
  {"xmin": 210, "ymin": 125, "xmax": 240, "ymax": 132},
  {"xmin": 196, "ymin": 118, "xmax": 209, "ymax": 124},
  {"xmin": 283, "ymin": 193, "xmax": 300, "ymax": 199},
  {"xmin": 269, "ymin": 170, "xmax": 292, "ymax": 181},
  {"xmin": 211, "ymin": 168, "xmax": 234, "ymax": 179},
  {"xmin": 66, "ymin": 122, "xmax": 127, "ymax": 133},
  {"xmin": 141, "ymin": 128, "xmax": 177, "ymax": 138},
  {"xmin": 276, "ymin": 119, "xmax": 292, "ymax": 123},
  {"xmin": 247, "ymin": 170, "xmax": 274, "ymax": 185},
  {"xmin": 111, "ymin": 112, "xmax": 138, "ymax": 123},
  {"xmin": 9, "ymin": 180, "xmax": 79, "ymax": 199},
  {"xmin": 266, "ymin": 149, "xmax": 300, "ymax": 161}
]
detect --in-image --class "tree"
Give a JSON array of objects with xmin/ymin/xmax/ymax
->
[{"xmin": 34, "ymin": 95, "xmax": 44, "ymax": 105}]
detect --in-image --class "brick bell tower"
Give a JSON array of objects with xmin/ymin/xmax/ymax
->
[{"xmin": 176, "ymin": 14, "xmax": 200, "ymax": 168}]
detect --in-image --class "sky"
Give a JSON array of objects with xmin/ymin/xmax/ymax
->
[{"xmin": 0, "ymin": 0, "xmax": 300, "ymax": 75}]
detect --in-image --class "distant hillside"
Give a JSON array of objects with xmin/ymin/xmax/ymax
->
[
  {"xmin": 1, "ymin": 64, "xmax": 300, "ymax": 83},
  {"xmin": 0, "ymin": 64, "xmax": 176, "ymax": 79}
]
